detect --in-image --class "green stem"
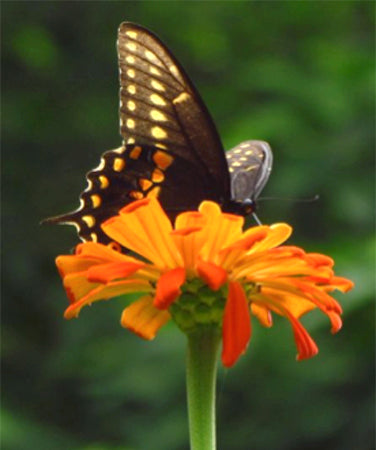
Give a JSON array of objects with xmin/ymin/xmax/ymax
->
[{"xmin": 186, "ymin": 330, "xmax": 221, "ymax": 450}]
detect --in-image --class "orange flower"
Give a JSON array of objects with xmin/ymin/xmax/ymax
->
[{"xmin": 56, "ymin": 198, "xmax": 353, "ymax": 367}]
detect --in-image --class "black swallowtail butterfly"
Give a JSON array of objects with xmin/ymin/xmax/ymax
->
[{"xmin": 45, "ymin": 22, "xmax": 273, "ymax": 246}]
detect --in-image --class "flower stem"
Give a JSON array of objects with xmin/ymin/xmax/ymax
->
[{"xmin": 186, "ymin": 330, "xmax": 221, "ymax": 450}]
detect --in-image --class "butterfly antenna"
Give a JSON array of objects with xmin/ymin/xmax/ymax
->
[{"xmin": 258, "ymin": 194, "xmax": 320, "ymax": 203}]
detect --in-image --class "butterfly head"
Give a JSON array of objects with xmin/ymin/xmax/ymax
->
[{"xmin": 223, "ymin": 198, "xmax": 256, "ymax": 216}]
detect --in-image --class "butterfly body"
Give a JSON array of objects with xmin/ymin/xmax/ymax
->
[{"xmin": 45, "ymin": 23, "xmax": 273, "ymax": 245}]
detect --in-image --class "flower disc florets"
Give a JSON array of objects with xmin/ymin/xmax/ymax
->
[{"xmin": 170, "ymin": 279, "xmax": 227, "ymax": 334}]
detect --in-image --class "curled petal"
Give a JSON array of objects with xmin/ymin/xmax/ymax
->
[
  {"xmin": 222, "ymin": 281, "xmax": 251, "ymax": 367},
  {"xmin": 196, "ymin": 259, "xmax": 227, "ymax": 290},
  {"xmin": 87, "ymin": 261, "xmax": 145, "ymax": 283},
  {"xmin": 251, "ymin": 303, "xmax": 273, "ymax": 328},
  {"xmin": 121, "ymin": 295, "xmax": 171, "ymax": 340},
  {"xmin": 56, "ymin": 242, "xmax": 136, "ymax": 278},
  {"xmin": 287, "ymin": 312, "xmax": 319, "ymax": 361},
  {"xmin": 222, "ymin": 228, "xmax": 269, "ymax": 253},
  {"xmin": 326, "ymin": 276, "xmax": 354, "ymax": 293},
  {"xmin": 64, "ymin": 279, "xmax": 151, "ymax": 319},
  {"xmin": 251, "ymin": 223, "xmax": 292, "ymax": 253},
  {"xmin": 154, "ymin": 268, "xmax": 186, "ymax": 309},
  {"xmin": 305, "ymin": 253, "xmax": 334, "ymax": 268},
  {"xmin": 327, "ymin": 311, "xmax": 342, "ymax": 334}
]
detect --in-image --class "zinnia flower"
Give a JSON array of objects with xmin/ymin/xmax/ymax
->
[{"xmin": 56, "ymin": 198, "xmax": 353, "ymax": 367}]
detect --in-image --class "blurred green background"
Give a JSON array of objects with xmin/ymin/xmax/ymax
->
[{"xmin": 2, "ymin": 2, "xmax": 374, "ymax": 449}]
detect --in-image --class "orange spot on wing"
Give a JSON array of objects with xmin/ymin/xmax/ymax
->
[
  {"xmin": 99, "ymin": 175, "xmax": 109, "ymax": 189},
  {"xmin": 129, "ymin": 146, "xmax": 142, "ymax": 159},
  {"xmin": 151, "ymin": 168, "xmax": 165, "ymax": 183},
  {"xmin": 139, "ymin": 178, "xmax": 153, "ymax": 191},
  {"xmin": 153, "ymin": 151, "xmax": 173, "ymax": 170},
  {"xmin": 130, "ymin": 191, "xmax": 144, "ymax": 200}
]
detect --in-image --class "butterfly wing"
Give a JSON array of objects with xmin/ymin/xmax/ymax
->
[
  {"xmin": 44, "ymin": 22, "xmax": 231, "ymax": 244},
  {"xmin": 117, "ymin": 22, "xmax": 231, "ymax": 204},
  {"xmin": 226, "ymin": 140, "xmax": 273, "ymax": 202}
]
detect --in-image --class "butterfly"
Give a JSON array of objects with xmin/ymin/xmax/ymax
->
[{"xmin": 45, "ymin": 22, "xmax": 273, "ymax": 246}]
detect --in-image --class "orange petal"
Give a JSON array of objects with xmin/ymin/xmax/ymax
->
[
  {"xmin": 327, "ymin": 310, "xmax": 342, "ymax": 334},
  {"xmin": 102, "ymin": 198, "xmax": 182, "ymax": 268},
  {"xmin": 56, "ymin": 242, "xmax": 134, "ymax": 278},
  {"xmin": 171, "ymin": 226, "xmax": 205, "ymax": 271},
  {"xmin": 222, "ymin": 281, "xmax": 251, "ymax": 367},
  {"xmin": 121, "ymin": 295, "xmax": 171, "ymax": 340},
  {"xmin": 175, "ymin": 211, "xmax": 206, "ymax": 230},
  {"xmin": 74, "ymin": 241, "xmax": 136, "ymax": 263},
  {"xmin": 251, "ymin": 223, "xmax": 292, "ymax": 252},
  {"xmin": 87, "ymin": 261, "xmax": 144, "ymax": 283},
  {"xmin": 64, "ymin": 279, "xmax": 151, "ymax": 319},
  {"xmin": 121, "ymin": 198, "xmax": 150, "ymax": 213},
  {"xmin": 259, "ymin": 284, "xmax": 317, "ymax": 318},
  {"xmin": 56, "ymin": 255, "xmax": 97, "ymax": 279},
  {"xmin": 305, "ymin": 253, "xmax": 334, "ymax": 268},
  {"xmin": 287, "ymin": 312, "xmax": 319, "ymax": 360},
  {"xmin": 326, "ymin": 276, "xmax": 354, "ymax": 293},
  {"xmin": 219, "ymin": 227, "xmax": 270, "ymax": 269},
  {"xmin": 292, "ymin": 280, "xmax": 343, "ymax": 314},
  {"xmin": 198, "ymin": 202, "xmax": 244, "ymax": 261},
  {"xmin": 62, "ymin": 272, "xmax": 100, "ymax": 304},
  {"xmin": 251, "ymin": 303, "xmax": 273, "ymax": 327},
  {"xmin": 153, "ymin": 267, "xmax": 186, "ymax": 309},
  {"xmin": 222, "ymin": 228, "xmax": 269, "ymax": 253},
  {"xmin": 171, "ymin": 226, "xmax": 202, "ymax": 236},
  {"xmin": 196, "ymin": 259, "xmax": 227, "ymax": 290}
]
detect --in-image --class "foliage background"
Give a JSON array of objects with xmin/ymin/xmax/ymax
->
[{"xmin": 2, "ymin": 2, "xmax": 374, "ymax": 449}]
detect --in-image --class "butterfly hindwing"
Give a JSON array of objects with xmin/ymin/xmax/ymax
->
[{"xmin": 44, "ymin": 145, "xmax": 159, "ymax": 244}]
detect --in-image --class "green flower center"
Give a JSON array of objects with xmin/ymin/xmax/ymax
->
[{"xmin": 169, "ymin": 279, "xmax": 227, "ymax": 334}]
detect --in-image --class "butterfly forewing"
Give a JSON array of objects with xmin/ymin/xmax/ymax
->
[{"xmin": 117, "ymin": 22, "xmax": 231, "ymax": 201}]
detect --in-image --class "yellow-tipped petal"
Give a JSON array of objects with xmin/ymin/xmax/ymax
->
[
  {"xmin": 171, "ymin": 226, "xmax": 205, "ymax": 271},
  {"xmin": 121, "ymin": 295, "xmax": 170, "ymax": 340},
  {"xmin": 250, "ymin": 223, "xmax": 292, "ymax": 253},
  {"xmin": 198, "ymin": 202, "xmax": 244, "ymax": 262},
  {"xmin": 102, "ymin": 198, "xmax": 183, "ymax": 268}
]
